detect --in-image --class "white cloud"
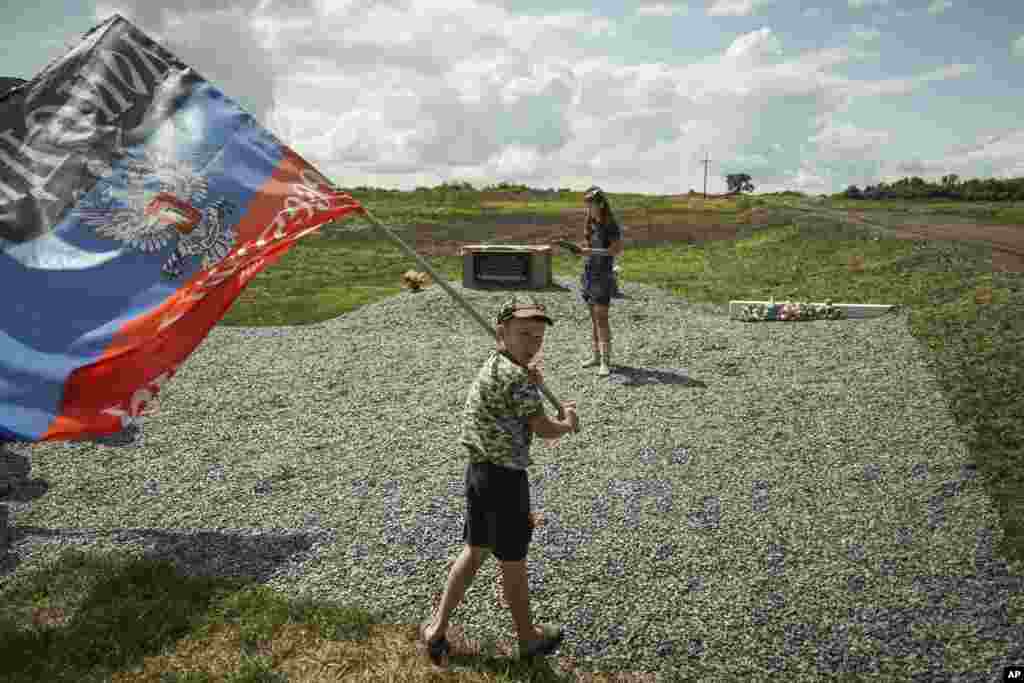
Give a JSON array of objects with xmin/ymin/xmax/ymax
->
[
  {"xmin": 725, "ymin": 27, "xmax": 782, "ymax": 61},
  {"xmin": 945, "ymin": 129, "xmax": 1019, "ymax": 157},
  {"xmin": 791, "ymin": 163, "xmax": 829, "ymax": 194},
  {"xmin": 871, "ymin": 128, "xmax": 1024, "ymax": 184},
  {"xmin": 524, "ymin": 12, "xmax": 618, "ymax": 39},
  {"xmin": 1013, "ymin": 35, "xmax": 1024, "ymax": 58},
  {"xmin": 96, "ymin": 3, "xmax": 281, "ymax": 123},
  {"xmin": 810, "ymin": 120, "xmax": 891, "ymax": 161},
  {"xmin": 850, "ymin": 24, "xmax": 880, "ymax": 42},
  {"xmin": 927, "ymin": 0, "xmax": 952, "ymax": 15},
  {"xmin": 637, "ymin": 3, "xmax": 688, "ymax": 16},
  {"xmin": 853, "ymin": 62, "xmax": 974, "ymax": 97},
  {"xmin": 802, "ymin": 7, "xmax": 823, "ymax": 18},
  {"xmin": 82, "ymin": 0, "xmax": 1001, "ymax": 195},
  {"xmin": 916, "ymin": 63, "xmax": 976, "ymax": 86},
  {"xmin": 707, "ymin": 0, "xmax": 773, "ymax": 17},
  {"xmin": 847, "ymin": 0, "xmax": 887, "ymax": 8},
  {"xmin": 490, "ymin": 144, "xmax": 543, "ymax": 178}
]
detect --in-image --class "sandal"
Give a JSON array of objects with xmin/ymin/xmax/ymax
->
[
  {"xmin": 419, "ymin": 619, "xmax": 450, "ymax": 665},
  {"xmin": 519, "ymin": 623, "xmax": 564, "ymax": 659}
]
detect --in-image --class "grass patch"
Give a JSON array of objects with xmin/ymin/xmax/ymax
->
[
  {"xmin": 3, "ymin": 194, "xmax": 1022, "ymax": 681},
  {"xmin": 221, "ymin": 237, "xmax": 466, "ymax": 327},
  {"xmin": 819, "ymin": 198, "xmax": 1024, "ymax": 223},
  {"xmin": 993, "ymin": 206, "xmax": 1024, "ymax": 225}
]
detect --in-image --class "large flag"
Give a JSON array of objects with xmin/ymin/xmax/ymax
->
[
  {"xmin": 0, "ymin": 78, "xmax": 26, "ymax": 96},
  {"xmin": 0, "ymin": 15, "xmax": 365, "ymax": 442}
]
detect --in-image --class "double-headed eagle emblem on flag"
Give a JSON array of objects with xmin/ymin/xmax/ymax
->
[{"xmin": 73, "ymin": 148, "xmax": 236, "ymax": 281}]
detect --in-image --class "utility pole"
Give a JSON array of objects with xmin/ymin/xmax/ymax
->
[{"xmin": 700, "ymin": 152, "xmax": 712, "ymax": 199}]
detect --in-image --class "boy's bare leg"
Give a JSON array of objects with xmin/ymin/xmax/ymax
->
[
  {"xmin": 590, "ymin": 306, "xmax": 598, "ymax": 347},
  {"xmin": 426, "ymin": 545, "xmax": 488, "ymax": 641},
  {"xmin": 500, "ymin": 559, "xmax": 543, "ymax": 644}
]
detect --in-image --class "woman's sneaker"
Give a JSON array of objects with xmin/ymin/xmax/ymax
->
[{"xmin": 582, "ymin": 348, "xmax": 601, "ymax": 368}]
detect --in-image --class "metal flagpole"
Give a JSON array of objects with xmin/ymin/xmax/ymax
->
[{"xmin": 358, "ymin": 208, "xmax": 577, "ymax": 431}]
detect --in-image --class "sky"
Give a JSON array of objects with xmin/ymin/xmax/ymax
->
[{"xmin": 4, "ymin": 0, "xmax": 1024, "ymax": 196}]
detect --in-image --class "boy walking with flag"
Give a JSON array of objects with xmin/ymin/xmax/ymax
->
[{"xmin": 420, "ymin": 295, "xmax": 578, "ymax": 665}]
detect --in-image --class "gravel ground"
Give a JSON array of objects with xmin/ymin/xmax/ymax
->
[{"xmin": 2, "ymin": 274, "xmax": 1022, "ymax": 681}]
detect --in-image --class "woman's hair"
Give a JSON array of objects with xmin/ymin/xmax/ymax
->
[{"xmin": 584, "ymin": 193, "xmax": 613, "ymax": 242}]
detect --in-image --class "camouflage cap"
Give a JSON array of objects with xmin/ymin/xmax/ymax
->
[{"xmin": 496, "ymin": 294, "xmax": 554, "ymax": 326}]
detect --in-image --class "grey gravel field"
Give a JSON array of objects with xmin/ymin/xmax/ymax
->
[{"xmin": 2, "ymin": 274, "xmax": 1022, "ymax": 681}]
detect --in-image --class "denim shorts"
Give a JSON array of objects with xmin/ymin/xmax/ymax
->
[{"xmin": 582, "ymin": 261, "xmax": 613, "ymax": 305}]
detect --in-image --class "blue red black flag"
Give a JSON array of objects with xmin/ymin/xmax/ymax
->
[{"xmin": 0, "ymin": 15, "xmax": 365, "ymax": 442}]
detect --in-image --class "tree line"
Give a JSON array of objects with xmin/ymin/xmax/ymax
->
[
  {"xmin": 347, "ymin": 181, "xmax": 566, "ymax": 196},
  {"xmin": 341, "ymin": 173, "xmax": 1024, "ymax": 202},
  {"xmin": 347, "ymin": 176, "xmax": 760, "ymax": 199},
  {"xmin": 841, "ymin": 175, "xmax": 1024, "ymax": 201}
]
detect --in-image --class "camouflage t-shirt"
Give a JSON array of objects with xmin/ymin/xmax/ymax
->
[{"xmin": 459, "ymin": 350, "xmax": 544, "ymax": 470}]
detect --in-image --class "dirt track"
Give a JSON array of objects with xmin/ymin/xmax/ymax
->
[
  {"xmin": 840, "ymin": 213, "xmax": 1024, "ymax": 273},
  {"xmin": 408, "ymin": 206, "xmax": 1024, "ymax": 273}
]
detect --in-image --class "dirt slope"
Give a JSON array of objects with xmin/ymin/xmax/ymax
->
[
  {"xmin": 408, "ymin": 204, "xmax": 1024, "ymax": 273},
  {"xmin": 840, "ymin": 212, "xmax": 1024, "ymax": 273}
]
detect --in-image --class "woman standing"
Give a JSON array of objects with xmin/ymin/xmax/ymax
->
[{"xmin": 578, "ymin": 186, "xmax": 624, "ymax": 376}]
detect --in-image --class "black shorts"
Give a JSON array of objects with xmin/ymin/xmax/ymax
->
[
  {"xmin": 463, "ymin": 461, "xmax": 532, "ymax": 562},
  {"xmin": 582, "ymin": 260, "xmax": 613, "ymax": 306}
]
